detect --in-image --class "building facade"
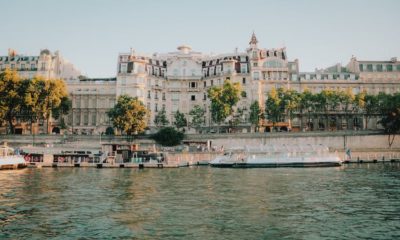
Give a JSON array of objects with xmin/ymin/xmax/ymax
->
[
  {"xmin": 116, "ymin": 33, "xmax": 400, "ymax": 132},
  {"xmin": 116, "ymin": 33, "xmax": 300, "ymax": 130},
  {"xmin": 1, "ymin": 35, "xmax": 399, "ymax": 134},
  {"xmin": 65, "ymin": 78, "xmax": 116, "ymax": 135},
  {"xmin": 0, "ymin": 49, "xmax": 82, "ymax": 80}
]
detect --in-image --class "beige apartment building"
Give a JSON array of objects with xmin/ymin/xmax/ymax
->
[
  {"xmin": 116, "ymin": 33, "xmax": 400, "ymax": 132},
  {"xmin": 0, "ymin": 49, "xmax": 81, "ymax": 81},
  {"xmin": 1, "ymin": 35, "xmax": 399, "ymax": 134}
]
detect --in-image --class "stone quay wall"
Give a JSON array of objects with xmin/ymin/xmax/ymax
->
[{"xmin": 1, "ymin": 131, "xmax": 399, "ymax": 151}]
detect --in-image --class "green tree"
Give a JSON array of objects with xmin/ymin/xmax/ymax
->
[
  {"xmin": 265, "ymin": 88, "xmax": 284, "ymax": 127},
  {"xmin": 189, "ymin": 105, "xmax": 205, "ymax": 130},
  {"xmin": 173, "ymin": 110, "xmax": 187, "ymax": 130},
  {"xmin": 361, "ymin": 92, "xmax": 379, "ymax": 129},
  {"xmin": 154, "ymin": 108, "xmax": 169, "ymax": 127},
  {"xmin": 107, "ymin": 95, "xmax": 149, "ymax": 135},
  {"xmin": 151, "ymin": 127, "xmax": 184, "ymax": 146},
  {"xmin": 207, "ymin": 80, "xmax": 241, "ymax": 131},
  {"xmin": 298, "ymin": 89, "xmax": 315, "ymax": 131},
  {"xmin": 339, "ymin": 88, "xmax": 355, "ymax": 130},
  {"xmin": 315, "ymin": 89, "xmax": 341, "ymax": 131},
  {"xmin": 281, "ymin": 88, "xmax": 300, "ymax": 129},
  {"xmin": 249, "ymin": 101, "xmax": 261, "ymax": 132},
  {"xmin": 41, "ymin": 79, "xmax": 68, "ymax": 133},
  {"xmin": 0, "ymin": 69, "xmax": 23, "ymax": 134},
  {"xmin": 230, "ymin": 107, "xmax": 244, "ymax": 129},
  {"xmin": 379, "ymin": 93, "xmax": 400, "ymax": 148},
  {"xmin": 52, "ymin": 96, "xmax": 72, "ymax": 130}
]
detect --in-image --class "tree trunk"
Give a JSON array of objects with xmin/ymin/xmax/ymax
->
[
  {"xmin": 7, "ymin": 117, "xmax": 14, "ymax": 134},
  {"xmin": 388, "ymin": 134, "xmax": 395, "ymax": 149},
  {"xmin": 30, "ymin": 116, "xmax": 34, "ymax": 135},
  {"xmin": 47, "ymin": 117, "xmax": 50, "ymax": 134}
]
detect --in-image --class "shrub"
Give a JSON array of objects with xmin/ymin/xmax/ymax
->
[{"xmin": 151, "ymin": 127, "xmax": 184, "ymax": 146}]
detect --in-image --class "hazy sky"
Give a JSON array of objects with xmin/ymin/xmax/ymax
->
[{"xmin": 2, "ymin": 0, "xmax": 399, "ymax": 77}]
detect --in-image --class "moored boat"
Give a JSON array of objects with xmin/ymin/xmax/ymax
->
[
  {"xmin": 210, "ymin": 144, "xmax": 342, "ymax": 168},
  {"xmin": 0, "ymin": 143, "xmax": 27, "ymax": 170}
]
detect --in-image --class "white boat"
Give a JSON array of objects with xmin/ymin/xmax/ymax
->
[
  {"xmin": 0, "ymin": 143, "xmax": 27, "ymax": 170},
  {"xmin": 210, "ymin": 144, "xmax": 342, "ymax": 168}
]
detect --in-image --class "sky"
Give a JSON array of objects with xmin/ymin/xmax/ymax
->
[{"xmin": 2, "ymin": 0, "xmax": 400, "ymax": 77}]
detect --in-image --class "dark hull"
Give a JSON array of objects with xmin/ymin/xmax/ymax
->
[
  {"xmin": 211, "ymin": 162, "xmax": 341, "ymax": 168},
  {"xmin": 209, "ymin": 163, "xmax": 235, "ymax": 168}
]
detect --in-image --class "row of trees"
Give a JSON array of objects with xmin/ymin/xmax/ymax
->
[
  {"xmin": 0, "ymin": 69, "xmax": 70, "ymax": 134},
  {"xmin": 260, "ymin": 88, "xmax": 400, "ymax": 132}
]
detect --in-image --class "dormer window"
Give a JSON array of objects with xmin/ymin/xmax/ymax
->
[{"xmin": 252, "ymin": 51, "xmax": 257, "ymax": 59}]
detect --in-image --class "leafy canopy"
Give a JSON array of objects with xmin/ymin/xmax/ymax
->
[
  {"xmin": 107, "ymin": 95, "xmax": 149, "ymax": 135},
  {"xmin": 151, "ymin": 127, "xmax": 184, "ymax": 146},
  {"xmin": 207, "ymin": 80, "xmax": 241, "ymax": 124}
]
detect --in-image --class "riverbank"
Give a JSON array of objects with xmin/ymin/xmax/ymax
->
[{"xmin": 1, "ymin": 131, "xmax": 400, "ymax": 168}]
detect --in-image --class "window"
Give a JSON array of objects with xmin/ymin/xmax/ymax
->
[
  {"xmin": 367, "ymin": 64, "xmax": 373, "ymax": 71},
  {"xmin": 92, "ymin": 114, "xmax": 97, "ymax": 126},
  {"xmin": 241, "ymin": 64, "xmax": 247, "ymax": 73},
  {"xmin": 377, "ymin": 64, "xmax": 383, "ymax": 72},
  {"xmin": 11, "ymin": 64, "xmax": 15, "ymax": 69},
  {"xmin": 190, "ymin": 82, "xmax": 196, "ymax": 88},
  {"xmin": 397, "ymin": 65, "xmax": 400, "ymax": 71},
  {"xmin": 253, "ymin": 72, "xmax": 260, "ymax": 80},
  {"xmin": 155, "ymin": 92, "xmax": 158, "ymax": 99},
  {"xmin": 203, "ymin": 93, "xmax": 207, "ymax": 100},
  {"xmin": 84, "ymin": 112, "xmax": 89, "ymax": 126},
  {"xmin": 162, "ymin": 92, "xmax": 166, "ymax": 100},
  {"xmin": 211, "ymin": 80, "xmax": 213, "ymax": 86},
  {"xmin": 21, "ymin": 64, "xmax": 25, "ymax": 70},
  {"xmin": 252, "ymin": 51, "xmax": 258, "ymax": 58},
  {"xmin": 155, "ymin": 103, "xmax": 158, "ymax": 112},
  {"xmin": 203, "ymin": 81, "xmax": 206, "ymax": 87},
  {"xmin": 359, "ymin": 64, "xmax": 364, "ymax": 71},
  {"xmin": 191, "ymin": 95, "xmax": 196, "ymax": 101},
  {"xmin": 387, "ymin": 65, "xmax": 393, "ymax": 72},
  {"xmin": 75, "ymin": 113, "xmax": 80, "ymax": 125},
  {"xmin": 241, "ymin": 91, "xmax": 247, "ymax": 98},
  {"xmin": 253, "ymin": 62, "xmax": 258, "ymax": 67},
  {"xmin": 41, "ymin": 63, "xmax": 45, "ymax": 71},
  {"xmin": 147, "ymin": 91, "xmax": 151, "ymax": 99},
  {"xmin": 242, "ymin": 78, "xmax": 246, "ymax": 85}
]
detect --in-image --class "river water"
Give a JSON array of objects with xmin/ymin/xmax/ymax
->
[{"xmin": 1, "ymin": 164, "xmax": 399, "ymax": 240}]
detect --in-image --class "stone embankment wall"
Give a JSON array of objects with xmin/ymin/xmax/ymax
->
[
  {"xmin": 205, "ymin": 134, "xmax": 400, "ymax": 150},
  {"xmin": 0, "ymin": 131, "xmax": 399, "ymax": 151}
]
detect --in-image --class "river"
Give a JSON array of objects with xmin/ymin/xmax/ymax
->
[{"xmin": 1, "ymin": 164, "xmax": 400, "ymax": 239}]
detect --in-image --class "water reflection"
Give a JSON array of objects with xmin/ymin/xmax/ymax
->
[{"xmin": 1, "ymin": 164, "xmax": 400, "ymax": 239}]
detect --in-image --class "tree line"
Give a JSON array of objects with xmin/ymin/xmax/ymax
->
[
  {"xmin": 0, "ymin": 69, "xmax": 70, "ymax": 134},
  {"xmin": 261, "ymin": 88, "xmax": 400, "ymax": 132}
]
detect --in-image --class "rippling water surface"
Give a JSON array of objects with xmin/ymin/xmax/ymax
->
[{"xmin": 1, "ymin": 164, "xmax": 400, "ymax": 239}]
